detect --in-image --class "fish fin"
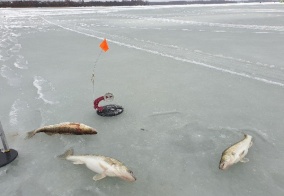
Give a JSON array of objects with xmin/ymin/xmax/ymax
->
[
  {"xmin": 240, "ymin": 158, "xmax": 249, "ymax": 163},
  {"xmin": 25, "ymin": 130, "xmax": 37, "ymax": 139},
  {"xmin": 240, "ymin": 150, "xmax": 245, "ymax": 157},
  {"xmin": 93, "ymin": 173, "xmax": 107, "ymax": 181},
  {"xmin": 249, "ymin": 141, "xmax": 253, "ymax": 147},
  {"xmin": 231, "ymin": 152, "xmax": 236, "ymax": 156},
  {"xmin": 45, "ymin": 132, "xmax": 55, "ymax": 136},
  {"xmin": 58, "ymin": 148, "xmax": 74, "ymax": 159}
]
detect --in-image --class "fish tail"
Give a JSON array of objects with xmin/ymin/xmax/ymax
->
[
  {"xmin": 58, "ymin": 148, "xmax": 74, "ymax": 159},
  {"xmin": 25, "ymin": 130, "xmax": 37, "ymax": 139}
]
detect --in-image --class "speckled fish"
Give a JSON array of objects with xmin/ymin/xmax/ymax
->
[
  {"xmin": 219, "ymin": 134, "xmax": 253, "ymax": 170},
  {"xmin": 58, "ymin": 148, "xmax": 136, "ymax": 182},
  {"xmin": 25, "ymin": 122, "xmax": 97, "ymax": 139}
]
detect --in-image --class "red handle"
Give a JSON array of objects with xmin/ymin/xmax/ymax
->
[{"xmin": 94, "ymin": 96, "xmax": 104, "ymax": 111}]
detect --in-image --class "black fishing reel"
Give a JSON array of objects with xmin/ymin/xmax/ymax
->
[
  {"xmin": 97, "ymin": 104, "xmax": 124, "ymax": 117},
  {"xmin": 94, "ymin": 93, "xmax": 123, "ymax": 117}
]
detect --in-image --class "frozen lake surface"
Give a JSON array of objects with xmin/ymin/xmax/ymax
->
[{"xmin": 1, "ymin": 3, "xmax": 284, "ymax": 196}]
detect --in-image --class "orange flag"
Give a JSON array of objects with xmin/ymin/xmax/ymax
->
[{"xmin": 100, "ymin": 39, "xmax": 109, "ymax": 52}]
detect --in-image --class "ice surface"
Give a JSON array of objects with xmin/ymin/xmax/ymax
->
[{"xmin": 1, "ymin": 3, "xmax": 284, "ymax": 196}]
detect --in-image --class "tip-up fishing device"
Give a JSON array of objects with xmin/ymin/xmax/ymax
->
[
  {"xmin": 91, "ymin": 39, "xmax": 123, "ymax": 117},
  {"xmin": 0, "ymin": 121, "xmax": 18, "ymax": 167},
  {"xmin": 94, "ymin": 93, "xmax": 123, "ymax": 117}
]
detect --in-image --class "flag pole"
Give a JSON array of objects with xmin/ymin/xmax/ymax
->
[
  {"xmin": 0, "ymin": 120, "xmax": 18, "ymax": 167},
  {"xmin": 91, "ymin": 50, "xmax": 103, "ymax": 99},
  {"xmin": 91, "ymin": 38, "xmax": 109, "ymax": 99}
]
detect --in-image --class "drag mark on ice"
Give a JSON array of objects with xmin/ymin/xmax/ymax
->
[
  {"xmin": 106, "ymin": 13, "xmax": 284, "ymax": 32},
  {"xmin": 41, "ymin": 17, "xmax": 284, "ymax": 88},
  {"xmin": 150, "ymin": 111, "xmax": 181, "ymax": 117}
]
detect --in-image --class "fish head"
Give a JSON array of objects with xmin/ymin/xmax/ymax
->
[
  {"xmin": 80, "ymin": 124, "xmax": 97, "ymax": 134},
  {"xmin": 219, "ymin": 154, "xmax": 233, "ymax": 170},
  {"xmin": 91, "ymin": 128, "xmax": 97, "ymax": 134},
  {"xmin": 116, "ymin": 166, "xmax": 136, "ymax": 182}
]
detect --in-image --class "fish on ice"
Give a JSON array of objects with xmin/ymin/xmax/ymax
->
[
  {"xmin": 25, "ymin": 122, "xmax": 97, "ymax": 139},
  {"xmin": 58, "ymin": 148, "xmax": 136, "ymax": 182},
  {"xmin": 219, "ymin": 133, "xmax": 253, "ymax": 170}
]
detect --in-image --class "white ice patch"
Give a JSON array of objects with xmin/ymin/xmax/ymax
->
[
  {"xmin": 10, "ymin": 32, "xmax": 21, "ymax": 37},
  {"xmin": 8, "ymin": 36, "xmax": 18, "ymax": 44},
  {"xmin": 14, "ymin": 55, "xmax": 28, "ymax": 69},
  {"xmin": 9, "ymin": 43, "xmax": 21, "ymax": 53},
  {"xmin": 0, "ymin": 64, "xmax": 22, "ymax": 86},
  {"xmin": 9, "ymin": 99, "xmax": 29, "ymax": 126},
  {"xmin": 33, "ymin": 76, "xmax": 59, "ymax": 105},
  {"xmin": 0, "ymin": 40, "xmax": 11, "ymax": 49},
  {"xmin": 9, "ymin": 99, "xmax": 43, "ymax": 131}
]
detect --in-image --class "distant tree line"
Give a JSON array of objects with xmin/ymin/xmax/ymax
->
[
  {"xmin": 0, "ymin": 0, "xmax": 278, "ymax": 8},
  {"xmin": 0, "ymin": 0, "xmax": 148, "ymax": 8},
  {"xmin": 149, "ymin": 0, "xmax": 277, "ymax": 5}
]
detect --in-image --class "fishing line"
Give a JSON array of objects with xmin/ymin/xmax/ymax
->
[{"xmin": 91, "ymin": 50, "xmax": 103, "ymax": 99}]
